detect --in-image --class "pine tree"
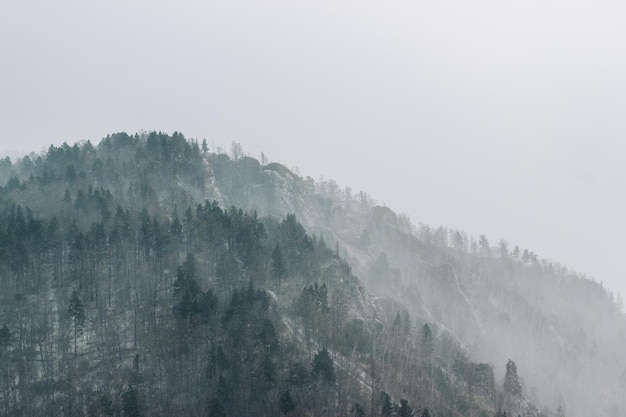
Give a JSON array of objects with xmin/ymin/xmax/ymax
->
[
  {"xmin": 99, "ymin": 395, "xmax": 114, "ymax": 416},
  {"xmin": 173, "ymin": 255, "xmax": 202, "ymax": 323},
  {"xmin": 381, "ymin": 391, "xmax": 393, "ymax": 417},
  {"xmin": 503, "ymin": 359, "xmax": 522, "ymax": 396},
  {"xmin": 398, "ymin": 399, "xmax": 414, "ymax": 417},
  {"xmin": 216, "ymin": 250, "xmax": 240, "ymax": 297},
  {"xmin": 122, "ymin": 385, "xmax": 142, "ymax": 417},
  {"xmin": 68, "ymin": 290, "xmax": 85, "ymax": 357},
  {"xmin": 311, "ymin": 348, "xmax": 335, "ymax": 383},
  {"xmin": 0, "ymin": 325, "xmax": 9, "ymax": 350},
  {"xmin": 421, "ymin": 323, "xmax": 433, "ymax": 357},
  {"xmin": 209, "ymin": 398, "xmax": 226, "ymax": 417},
  {"xmin": 272, "ymin": 243, "xmax": 287, "ymax": 287},
  {"xmin": 279, "ymin": 390, "xmax": 296, "ymax": 415},
  {"xmin": 351, "ymin": 402, "xmax": 365, "ymax": 417}
]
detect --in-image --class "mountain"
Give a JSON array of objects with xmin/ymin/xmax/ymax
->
[{"xmin": 0, "ymin": 131, "xmax": 623, "ymax": 417}]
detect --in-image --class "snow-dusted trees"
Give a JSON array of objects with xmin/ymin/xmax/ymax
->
[
  {"xmin": 272, "ymin": 243, "xmax": 287, "ymax": 288},
  {"xmin": 498, "ymin": 239, "xmax": 509, "ymax": 260},
  {"xmin": 68, "ymin": 290, "xmax": 85, "ymax": 357},
  {"xmin": 503, "ymin": 359, "xmax": 522, "ymax": 397},
  {"xmin": 479, "ymin": 234, "xmax": 490, "ymax": 256},
  {"xmin": 311, "ymin": 348, "xmax": 335, "ymax": 384}
]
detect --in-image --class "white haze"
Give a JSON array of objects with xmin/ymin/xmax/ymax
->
[{"xmin": 1, "ymin": 0, "xmax": 625, "ymax": 301}]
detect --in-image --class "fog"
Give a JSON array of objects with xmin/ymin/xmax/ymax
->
[{"xmin": 1, "ymin": 0, "xmax": 625, "ymax": 301}]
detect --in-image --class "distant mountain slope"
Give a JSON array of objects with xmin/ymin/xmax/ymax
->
[
  {"xmin": 0, "ymin": 131, "xmax": 623, "ymax": 417},
  {"xmin": 203, "ymin": 136, "xmax": 626, "ymax": 417}
]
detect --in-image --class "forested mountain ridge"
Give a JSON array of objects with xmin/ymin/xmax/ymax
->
[
  {"xmin": 0, "ymin": 131, "xmax": 623, "ymax": 417},
  {"xmin": 202, "ymin": 139, "xmax": 626, "ymax": 417}
]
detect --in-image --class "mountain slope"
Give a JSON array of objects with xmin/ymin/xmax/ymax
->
[
  {"xmin": 0, "ymin": 131, "xmax": 623, "ymax": 417},
  {"xmin": 202, "ymin": 136, "xmax": 626, "ymax": 417}
]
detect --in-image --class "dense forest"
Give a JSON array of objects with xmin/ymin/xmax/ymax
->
[{"xmin": 0, "ymin": 132, "xmax": 623, "ymax": 417}]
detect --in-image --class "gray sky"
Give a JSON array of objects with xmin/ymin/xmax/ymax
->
[{"xmin": 1, "ymin": 0, "xmax": 625, "ymax": 301}]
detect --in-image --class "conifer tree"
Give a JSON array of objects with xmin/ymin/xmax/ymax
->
[
  {"xmin": 99, "ymin": 395, "xmax": 114, "ymax": 416},
  {"xmin": 398, "ymin": 399, "xmax": 414, "ymax": 417},
  {"xmin": 272, "ymin": 243, "xmax": 287, "ymax": 287},
  {"xmin": 311, "ymin": 348, "xmax": 335, "ymax": 383},
  {"xmin": 122, "ymin": 385, "xmax": 142, "ymax": 417},
  {"xmin": 351, "ymin": 402, "xmax": 365, "ymax": 417},
  {"xmin": 381, "ymin": 391, "xmax": 393, "ymax": 417},
  {"xmin": 421, "ymin": 323, "xmax": 433, "ymax": 357},
  {"xmin": 68, "ymin": 290, "xmax": 85, "ymax": 357},
  {"xmin": 279, "ymin": 390, "xmax": 296, "ymax": 415},
  {"xmin": 503, "ymin": 359, "xmax": 522, "ymax": 396},
  {"xmin": 209, "ymin": 398, "xmax": 226, "ymax": 417},
  {"xmin": 0, "ymin": 325, "xmax": 9, "ymax": 350}
]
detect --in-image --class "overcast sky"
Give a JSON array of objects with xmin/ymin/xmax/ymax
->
[{"xmin": 1, "ymin": 0, "xmax": 625, "ymax": 301}]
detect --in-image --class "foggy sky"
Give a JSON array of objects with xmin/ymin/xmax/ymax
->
[{"xmin": 1, "ymin": 0, "xmax": 625, "ymax": 301}]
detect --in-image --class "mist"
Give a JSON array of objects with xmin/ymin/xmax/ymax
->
[{"xmin": 1, "ymin": 0, "xmax": 625, "ymax": 301}]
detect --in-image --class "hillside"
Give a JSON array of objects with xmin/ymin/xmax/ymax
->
[
  {"xmin": 0, "ymin": 131, "xmax": 623, "ymax": 417},
  {"xmin": 204, "ymin": 138, "xmax": 626, "ymax": 417}
]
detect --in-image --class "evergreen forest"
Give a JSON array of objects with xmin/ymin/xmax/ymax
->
[{"xmin": 0, "ymin": 132, "xmax": 623, "ymax": 417}]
